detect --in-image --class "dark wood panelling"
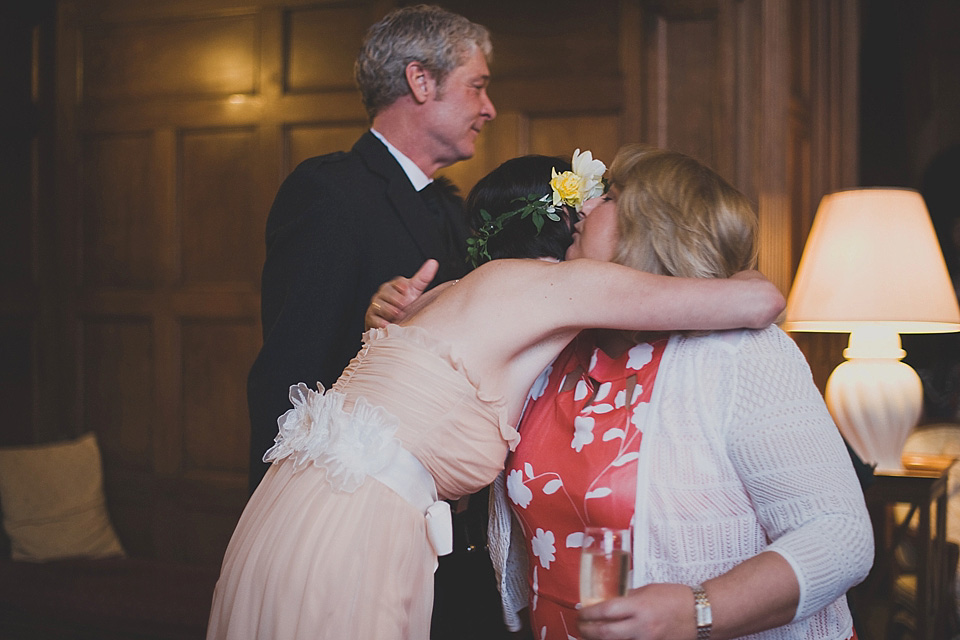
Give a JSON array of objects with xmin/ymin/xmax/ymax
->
[
  {"xmin": 0, "ymin": 321, "xmax": 34, "ymax": 446},
  {"xmin": 0, "ymin": 2, "xmax": 58, "ymax": 445},
  {"xmin": 0, "ymin": 138, "xmax": 34, "ymax": 286},
  {"xmin": 181, "ymin": 319, "xmax": 259, "ymax": 474},
  {"xmin": 656, "ymin": 15, "xmax": 719, "ymax": 165},
  {"xmin": 487, "ymin": 77, "xmax": 623, "ymax": 114},
  {"xmin": 447, "ymin": 0, "xmax": 621, "ymax": 80},
  {"xmin": 81, "ymin": 133, "xmax": 159, "ymax": 287},
  {"xmin": 180, "ymin": 128, "xmax": 261, "ymax": 285},
  {"xmin": 285, "ymin": 4, "xmax": 379, "ymax": 93},
  {"xmin": 286, "ymin": 122, "xmax": 367, "ymax": 174},
  {"xmin": 529, "ymin": 114, "xmax": 621, "ymax": 168},
  {"xmin": 41, "ymin": 0, "xmax": 860, "ymax": 567},
  {"xmin": 81, "ymin": 13, "xmax": 260, "ymax": 102},
  {"xmin": 81, "ymin": 319, "xmax": 155, "ymax": 468}
]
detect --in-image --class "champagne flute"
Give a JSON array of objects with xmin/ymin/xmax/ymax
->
[{"xmin": 579, "ymin": 526, "xmax": 631, "ymax": 606}]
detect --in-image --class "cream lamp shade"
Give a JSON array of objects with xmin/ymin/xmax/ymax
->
[{"xmin": 783, "ymin": 188, "xmax": 960, "ymax": 470}]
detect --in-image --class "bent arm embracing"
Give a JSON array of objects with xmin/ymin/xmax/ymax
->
[{"xmin": 479, "ymin": 258, "xmax": 785, "ymax": 339}]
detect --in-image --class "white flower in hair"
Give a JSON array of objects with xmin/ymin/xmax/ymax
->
[
  {"xmin": 572, "ymin": 148, "xmax": 607, "ymax": 202},
  {"xmin": 550, "ymin": 148, "xmax": 607, "ymax": 212},
  {"xmin": 468, "ymin": 148, "xmax": 608, "ymax": 265}
]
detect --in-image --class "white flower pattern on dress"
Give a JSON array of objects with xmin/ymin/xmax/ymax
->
[
  {"xmin": 571, "ymin": 415, "xmax": 595, "ymax": 451},
  {"xmin": 533, "ymin": 566, "xmax": 539, "ymax": 610},
  {"xmin": 529, "ymin": 363, "xmax": 553, "ymax": 401},
  {"xmin": 507, "ymin": 468, "xmax": 533, "ymax": 508},
  {"xmin": 626, "ymin": 342, "xmax": 654, "ymax": 369},
  {"xmin": 614, "ymin": 388, "xmax": 626, "ymax": 408},
  {"xmin": 532, "ymin": 528, "xmax": 557, "ymax": 569},
  {"xmin": 631, "ymin": 402, "xmax": 650, "ymax": 430},
  {"xmin": 584, "ymin": 487, "xmax": 612, "ymax": 500},
  {"xmin": 574, "ymin": 378, "xmax": 590, "ymax": 401},
  {"xmin": 565, "ymin": 531, "xmax": 585, "ymax": 549},
  {"xmin": 542, "ymin": 479, "xmax": 563, "ymax": 495},
  {"xmin": 506, "ymin": 335, "xmax": 668, "ymax": 640}
]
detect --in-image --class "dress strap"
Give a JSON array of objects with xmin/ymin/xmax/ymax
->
[{"xmin": 373, "ymin": 447, "xmax": 453, "ymax": 562}]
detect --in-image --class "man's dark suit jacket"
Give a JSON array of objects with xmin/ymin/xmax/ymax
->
[{"xmin": 246, "ymin": 132, "xmax": 511, "ymax": 639}]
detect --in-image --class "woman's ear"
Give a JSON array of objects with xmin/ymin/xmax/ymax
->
[{"xmin": 405, "ymin": 61, "xmax": 434, "ymax": 104}]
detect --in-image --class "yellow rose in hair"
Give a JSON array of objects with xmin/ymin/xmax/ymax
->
[{"xmin": 550, "ymin": 169, "xmax": 583, "ymax": 210}]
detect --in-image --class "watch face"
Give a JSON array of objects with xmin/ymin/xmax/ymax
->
[
  {"xmin": 696, "ymin": 603, "xmax": 712, "ymax": 626},
  {"xmin": 694, "ymin": 585, "xmax": 712, "ymax": 631}
]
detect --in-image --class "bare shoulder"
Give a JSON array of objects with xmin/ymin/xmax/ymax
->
[
  {"xmin": 447, "ymin": 259, "xmax": 553, "ymax": 301},
  {"xmin": 408, "ymin": 259, "xmax": 564, "ymax": 339}
]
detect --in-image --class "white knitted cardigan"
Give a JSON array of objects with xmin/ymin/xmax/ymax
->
[{"xmin": 489, "ymin": 326, "xmax": 874, "ymax": 639}]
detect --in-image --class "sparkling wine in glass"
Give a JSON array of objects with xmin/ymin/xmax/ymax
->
[{"xmin": 579, "ymin": 527, "xmax": 631, "ymax": 606}]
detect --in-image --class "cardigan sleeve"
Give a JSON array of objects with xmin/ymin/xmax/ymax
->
[
  {"xmin": 488, "ymin": 470, "xmax": 530, "ymax": 632},
  {"xmin": 724, "ymin": 327, "xmax": 874, "ymax": 622}
]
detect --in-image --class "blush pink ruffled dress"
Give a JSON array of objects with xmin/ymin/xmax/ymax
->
[{"xmin": 207, "ymin": 324, "xmax": 518, "ymax": 640}]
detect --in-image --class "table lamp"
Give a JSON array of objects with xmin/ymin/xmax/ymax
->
[{"xmin": 783, "ymin": 188, "xmax": 960, "ymax": 471}]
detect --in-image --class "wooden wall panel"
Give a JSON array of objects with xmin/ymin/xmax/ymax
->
[
  {"xmin": 448, "ymin": 0, "xmax": 621, "ymax": 80},
  {"xmin": 0, "ymin": 321, "xmax": 34, "ymax": 446},
  {"xmin": 286, "ymin": 122, "xmax": 367, "ymax": 173},
  {"xmin": 44, "ymin": 0, "xmax": 859, "ymax": 566},
  {"xmin": 81, "ymin": 319, "xmax": 154, "ymax": 468},
  {"xmin": 0, "ymin": 137, "xmax": 36, "ymax": 444},
  {"xmin": 81, "ymin": 13, "xmax": 259, "ymax": 102},
  {"xmin": 285, "ymin": 4, "xmax": 380, "ymax": 93},
  {"xmin": 181, "ymin": 319, "xmax": 259, "ymax": 473},
  {"xmin": 180, "ymin": 127, "xmax": 261, "ymax": 285},
  {"xmin": 0, "ymin": 139, "xmax": 33, "ymax": 285},
  {"xmin": 81, "ymin": 133, "xmax": 159, "ymax": 287},
  {"xmin": 529, "ymin": 115, "xmax": 621, "ymax": 169},
  {"xmin": 646, "ymin": 14, "xmax": 719, "ymax": 166},
  {"xmin": 1, "ymin": 2, "xmax": 57, "ymax": 446}
]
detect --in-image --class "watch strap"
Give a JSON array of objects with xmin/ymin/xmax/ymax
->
[{"xmin": 693, "ymin": 584, "xmax": 712, "ymax": 640}]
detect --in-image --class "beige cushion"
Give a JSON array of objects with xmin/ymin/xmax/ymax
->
[{"xmin": 0, "ymin": 432, "xmax": 125, "ymax": 562}]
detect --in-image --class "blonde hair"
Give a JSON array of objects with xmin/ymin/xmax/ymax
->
[{"xmin": 609, "ymin": 144, "xmax": 758, "ymax": 279}]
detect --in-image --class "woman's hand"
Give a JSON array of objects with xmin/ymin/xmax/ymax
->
[
  {"xmin": 577, "ymin": 583, "xmax": 697, "ymax": 640},
  {"xmin": 731, "ymin": 270, "xmax": 785, "ymax": 327},
  {"xmin": 578, "ymin": 553, "xmax": 800, "ymax": 640},
  {"xmin": 364, "ymin": 259, "xmax": 439, "ymax": 330}
]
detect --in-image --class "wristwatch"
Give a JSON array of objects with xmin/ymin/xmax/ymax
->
[{"xmin": 692, "ymin": 584, "xmax": 712, "ymax": 640}]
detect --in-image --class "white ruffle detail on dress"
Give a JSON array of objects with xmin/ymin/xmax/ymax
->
[{"xmin": 263, "ymin": 382, "xmax": 401, "ymax": 493}]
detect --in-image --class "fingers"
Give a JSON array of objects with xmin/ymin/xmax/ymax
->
[
  {"xmin": 577, "ymin": 602, "xmax": 635, "ymax": 640},
  {"xmin": 365, "ymin": 283, "xmax": 404, "ymax": 330},
  {"xmin": 364, "ymin": 299, "xmax": 390, "ymax": 331},
  {"xmin": 730, "ymin": 269, "xmax": 764, "ymax": 281},
  {"xmin": 577, "ymin": 600, "xmax": 631, "ymax": 624},
  {"xmin": 363, "ymin": 260, "xmax": 440, "ymax": 331},
  {"xmin": 409, "ymin": 259, "xmax": 439, "ymax": 295},
  {"xmin": 365, "ymin": 292, "xmax": 405, "ymax": 330}
]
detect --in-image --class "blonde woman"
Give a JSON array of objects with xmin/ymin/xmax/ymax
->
[{"xmin": 489, "ymin": 145, "xmax": 872, "ymax": 640}]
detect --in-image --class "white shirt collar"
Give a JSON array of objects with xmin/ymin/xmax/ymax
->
[{"xmin": 370, "ymin": 128, "xmax": 432, "ymax": 191}]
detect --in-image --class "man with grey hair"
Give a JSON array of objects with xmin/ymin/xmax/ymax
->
[{"xmin": 246, "ymin": 5, "xmax": 508, "ymax": 639}]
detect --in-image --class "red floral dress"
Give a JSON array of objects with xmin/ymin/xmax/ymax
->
[{"xmin": 505, "ymin": 331, "xmax": 667, "ymax": 640}]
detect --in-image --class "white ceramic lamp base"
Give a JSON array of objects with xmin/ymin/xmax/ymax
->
[{"xmin": 824, "ymin": 327, "xmax": 922, "ymax": 472}]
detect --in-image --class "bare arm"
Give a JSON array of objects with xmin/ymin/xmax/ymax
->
[
  {"xmin": 408, "ymin": 259, "xmax": 785, "ymax": 417},
  {"xmin": 577, "ymin": 552, "xmax": 798, "ymax": 640},
  {"xmin": 484, "ymin": 258, "xmax": 785, "ymax": 337}
]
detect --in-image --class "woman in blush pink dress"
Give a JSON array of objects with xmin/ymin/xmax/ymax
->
[{"xmin": 207, "ymin": 152, "xmax": 785, "ymax": 640}]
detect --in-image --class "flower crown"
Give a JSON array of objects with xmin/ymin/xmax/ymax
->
[{"xmin": 466, "ymin": 149, "xmax": 607, "ymax": 267}]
